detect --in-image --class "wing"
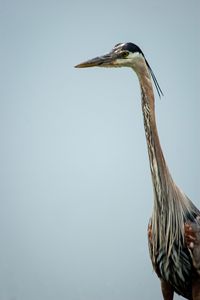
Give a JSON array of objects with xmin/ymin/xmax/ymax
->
[{"xmin": 185, "ymin": 215, "xmax": 200, "ymax": 275}]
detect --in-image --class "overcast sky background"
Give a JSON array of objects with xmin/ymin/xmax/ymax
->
[{"xmin": 0, "ymin": 0, "xmax": 199, "ymax": 299}]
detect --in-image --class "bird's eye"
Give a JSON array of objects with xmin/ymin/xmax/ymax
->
[{"xmin": 121, "ymin": 51, "xmax": 129, "ymax": 58}]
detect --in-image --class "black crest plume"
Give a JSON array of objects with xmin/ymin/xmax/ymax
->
[
  {"xmin": 145, "ymin": 59, "xmax": 163, "ymax": 98},
  {"xmin": 122, "ymin": 43, "xmax": 163, "ymax": 98}
]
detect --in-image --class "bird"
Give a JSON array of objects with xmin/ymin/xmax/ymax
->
[{"xmin": 75, "ymin": 42, "xmax": 200, "ymax": 300}]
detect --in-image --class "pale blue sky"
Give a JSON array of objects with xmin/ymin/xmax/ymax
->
[{"xmin": 0, "ymin": 0, "xmax": 199, "ymax": 299}]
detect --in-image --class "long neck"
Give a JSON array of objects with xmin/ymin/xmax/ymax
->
[
  {"xmin": 136, "ymin": 66, "xmax": 172, "ymax": 204},
  {"xmin": 133, "ymin": 63, "xmax": 199, "ymax": 258}
]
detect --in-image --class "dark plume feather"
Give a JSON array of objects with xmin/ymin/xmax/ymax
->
[{"xmin": 145, "ymin": 59, "xmax": 164, "ymax": 98}]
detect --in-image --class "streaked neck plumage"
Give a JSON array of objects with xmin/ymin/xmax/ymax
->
[
  {"xmin": 133, "ymin": 61, "xmax": 171, "ymax": 204},
  {"xmin": 132, "ymin": 60, "xmax": 197, "ymax": 258}
]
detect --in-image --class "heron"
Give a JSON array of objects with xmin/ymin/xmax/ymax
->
[{"xmin": 75, "ymin": 42, "xmax": 200, "ymax": 300}]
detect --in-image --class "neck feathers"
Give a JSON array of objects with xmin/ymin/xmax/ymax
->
[
  {"xmin": 135, "ymin": 64, "xmax": 199, "ymax": 258},
  {"xmin": 138, "ymin": 68, "xmax": 170, "ymax": 201}
]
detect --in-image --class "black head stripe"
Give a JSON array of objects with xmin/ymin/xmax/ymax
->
[
  {"xmin": 113, "ymin": 42, "xmax": 163, "ymax": 98},
  {"xmin": 122, "ymin": 43, "xmax": 144, "ymax": 56},
  {"xmin": 123, "ymin": 43, "xmax": 163, "ymax": 98}
]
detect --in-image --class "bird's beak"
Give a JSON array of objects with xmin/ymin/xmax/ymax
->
[{"xmin": 75, "ymin": 52, "xmax": 118, "ymax": 68}]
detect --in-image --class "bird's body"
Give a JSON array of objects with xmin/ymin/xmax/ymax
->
[
  {"xmin": 138, "ymin": 62, "xmax": 200, "ymax": 299},
  {"xmin": 75, "ymin": 42, "xmax": 200, "ymax": 299}
]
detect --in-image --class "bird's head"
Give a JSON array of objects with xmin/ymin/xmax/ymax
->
[
  {"xmin": 75, "ymin": 42, "xmax": 145, "ymax": 70},
  {"xmin": 75, "ymin": 42, "xmax": 163, "ymax": 97}
]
